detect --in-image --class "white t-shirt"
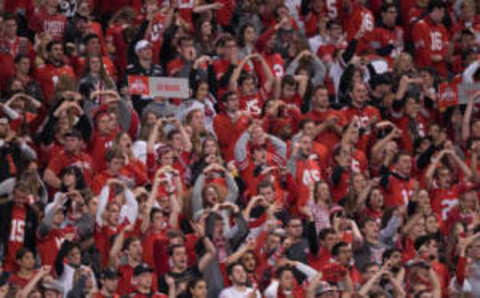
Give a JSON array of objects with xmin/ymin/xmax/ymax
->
[{"xmin": 219, "ymin": 287, "xmax": 261, "ymax": 298}]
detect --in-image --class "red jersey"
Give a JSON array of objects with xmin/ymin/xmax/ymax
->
[
  {"xmin": 383, "ymin": 173, "xmax": 417, "ymax": 208},
  {"xmin": 215, "ymin": 0, "xmax": 236, "ymax": 27},
  {"xmin": 332, "ymin": 149, "xmax": 368, "ymax": 202},
  {"xmin": 105, "ymin": 24, "xmax": 129, "ymax": 78},
  {"xmin": 0, "ymin": 37, "xmax": 33, "ymax": 58},
  {"xmin": 29, "ymin": 10, "xmax": 67, "ymax": 40},
  {"xmin": 33, "ymin": 63, "xmax": 75, "ymax": 103},
  {"xmin": 94, "ymin": 223, "xmax": 130, "ymax": 268},
  {"xmin": 46, "ymin": 150, "xmax": 94, "ymax": 187},
  {"xmin": 430, "ymin": 184, "xmax": 460, "ymax": 221},
  {"xmin": 237, "ymin": 154, "xmax": 283, "ymax": 198},
  {"xmin": 342, "ymin": 105, "xmax": 381, "ymax": 130},
  {"xmin": 142, "ymin": 231, "xmax": 168, "ymax": 268},
  {"xmin": 324, "ymin": 0, "xmax": 343, "ymax": 21},
  {"xmin": 345, "ymin": 4, "xmax": 374, "ymax": 42},
  {"xmin": 8, "ymin": 271, "xmax": 36, "ymax": 287},
  {"xmin": 317, "ymin": 41, "xmax": 348, "ymax": 64},
  {"xmin": 91, "ymin": 160, "xmax": 148, "ymax": 195},
  {"xmin": 263, "ymin": 53, "xmax": 285, "ymax": 79},
  {"xmin": 146, "ymin": 12, "xmax": 168, "ymax": 65},
  {"xmin": 4, "ymin": 205, "xmax": 26, "ymax": 272},
  {"xmin": 393, "ymin": 114, "xmax": 428, "ymax": 154},
  {"xmin": 37, "ymin": 226, "xmax": 76, "ymax": 266},
  {"xmin": 213, "ymin": 113, "xmax": 250, "ymax": 162},
  {"xmin": 166, "ymin": 58, "xmax": 186, "ymax": 76},
  {"xmin": 238, "ymin": 91, "xmax": 267, "ymax": 117},
  {"xmin": 361, "ymin": 26, "xmax": 404, "ymax": 58},
  {"xmin": 88, "ymin": 130, "xmax": 117, "ymax": 173},
  {"xmin": 303, "ymin": 109, "xmax": 347, "ymax": 155},
  {"xmin": 307, "ymin": 247, "xmax": 332, "ymax": 271},
  {"xmin": 4, "ymin": 0, "xmax": 34, "ymax": 17},
  {"xmin": 291, "ymin": 145, "xmax": 328, "ymax": 207},
  {"xmin": 412, "ymin": 16, "xmax": 449, "ymax": 77},
  {"xmin": 341, "ymin": 105, "xmax": 381, "ymax": 152},
  {"xmin": 176, "ymin": 0, "xmax": 195, "ymax": 27}
]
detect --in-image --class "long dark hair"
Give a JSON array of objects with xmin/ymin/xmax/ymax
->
[
  {"xmin": 83, "ymin": 54, "xmax": 115, "ymax": 89},
  {"xmin": 59, "ymin": 166, "xmax": 87, "ymax": 192}
]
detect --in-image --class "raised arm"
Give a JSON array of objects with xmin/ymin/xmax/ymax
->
[
  {"xmin": 109, "ymin": 225, "xmax": 133, "ymax": 269},
  {"xmin": 447, "ymin": 149, "xmax": 472, "ymax": 179},
  {"xmin": 170, "ymin": 118, "xmax": 192, "ymax": 152},
  {"xmin": 234, "ymin": 131, "xmax": 250, "ymax": 164},
  {"xmin": 196, "ymin": 224, "xmax": 217, "ymax": 273},
  {"xmin": 425, "ymin": 151, "xmax": 446, "ymax": 190},
  {"xmin": 294, "ymin": 74, "xmax": 309, "ymax": 98},
  {"xmin": 268, "ymin": 134, "xmax": 287, "ymax": 161},
  {"xmin": 462, "ymin": 61, "xmax": 480, "ymax": 83},
  {"xmin": 229, "ymin": 56, "xmax": 250, "ymax": 91},
  {"xmin": 123, "ymin": 186, "xmax": 139, "ymax": 225},
  {"xmin": 254, "ymin": 54, "xmax": 275, "ymax": 94},
  {"xmin": 147, "ymin": 119, "xmax": 164, "ymax": 154},
  {"xmin": 17, "ymin": 266, "xmax": 52, "ymax": 298},
  {"xmin": 462, "ymin": 92, "xmax": 477, "ymax": 142},
  {"xmin": 192, "ymin": 172, "xmax": 207, "ymax": 214},
  {"xmin": 96, "ymin": 184, "xmax": 111, "ymax": 226}
]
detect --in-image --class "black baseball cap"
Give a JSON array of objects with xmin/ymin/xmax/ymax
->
[
  {"xmin": 100, "ymin": 268, "xmax": 121, "ymax": 280},
  {"xmin": 134, "ymin": 264, "xmax": 154, "ymax": 276}
]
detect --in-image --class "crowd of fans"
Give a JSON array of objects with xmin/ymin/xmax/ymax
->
[{"xmin": 1, "ymin": 0, "xmax": 480, "ymax": 297}]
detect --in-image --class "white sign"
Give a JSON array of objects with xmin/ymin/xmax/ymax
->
[{"xmin": 128, "ymin": 76, "xmax": 189, "ymax": 99}]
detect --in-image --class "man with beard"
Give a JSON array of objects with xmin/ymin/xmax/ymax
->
[
  {"xmin": 219, "ymin": 263, "xmax": 261, "ymax": 298},
  {"xmin": 131, "ymin": 264, "xmax": 173, "ymax": 298},
  {"xmin": 33, "ymin": 40, "xmax": 75, "ymax": 103},
  {"xmin": 288, "ymin": 134, "xmax": 327, "ymax": 208},
  {"xmin": 157, "ymin": 238, "xmax": 216, "ymax": 296}
]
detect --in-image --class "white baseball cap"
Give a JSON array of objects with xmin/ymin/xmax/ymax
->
[{"xmin": 135, "ymin": 40, "xmax": 152, "ymax": 53}]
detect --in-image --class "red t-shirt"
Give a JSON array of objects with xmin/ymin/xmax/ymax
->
[
  {"xmin": 33, "ymin": 63, "xmax": 75, "ymax": 104},
  {"xmin": 4, "ymin": 205, "xmax": 27, "ymax": 272},
  {"xmin": 46, "ymin": 150, "xmax": 94, "ymax": 187},
  {"xmin": 29, "ymin": 10, "xmax": 67, "ymax": 40},
  {"xmin": 88, "ymin": 130, "xmax": 117, "ymax": 173},
  {"xmin": 430, "ymin": 184, "xmax": 460, "ymax": 221},
  {"xmin": 213, "ymin": 113, "xmax": 250, "ymax": 162},
  {"xmin": 345, "ymin": 4, "xmax": 374, "ymax": 42},
  {"xmin": 303, "ymin": 109, "xmax": 347, "ymax": 156},
  {"xmin": 383, "ymin": 174, "xmax": 417, "ymax": 208},
  {"xmin": 37, "ymin": 226, "xmax": 76, "ymax": 266},
  {"xmin": 9, "ymin": 270, "xmax": 37, "ymax": 287},
  {"xmin": 238, "ymin": 91, "xmax": 267, "ymax": 117},
  {"xmin": 412, "ymin": 17, "xmax": 449, "ymax": 77}
]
